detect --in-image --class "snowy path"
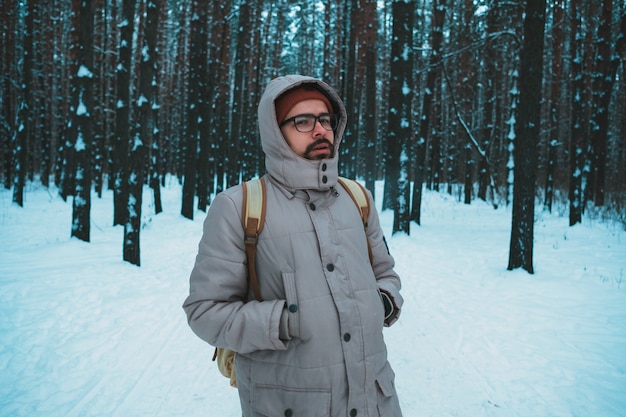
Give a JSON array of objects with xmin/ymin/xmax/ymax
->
[
  {"xmin": 1, "ymin": 184, "xmax": 625, "ymax": 416},
  {"xmin": 387, "ymin": 194, "xmax": 626, "ymax": 417}
]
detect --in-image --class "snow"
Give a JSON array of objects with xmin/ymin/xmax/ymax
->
[
  {"xmin": 76, "ymin": 100, "xmax": 87, "ymax": 117},
  {"xmin": 77, "ymin": 65, "xmax": 93, "ymax": 79},
  {"xmin": 402, "ymin": 80, "xmax": 411, "ymax": 96},
  {"xmin": 74, "ymin": 133, "xmax": 86, "ymax": 151},
  {"xmin": 1, "ymin": 179, "xmax": 625, "ymax": 417},
  {"xmin": 402, "ymin": 43, "xmax": 411, "ymax": 61},
  {"xmin": 137, "ymin": 94, "xmax": 149, "ymax": 108}
]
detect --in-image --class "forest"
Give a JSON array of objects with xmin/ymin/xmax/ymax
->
[{"xmin": 1, "ymin": 0, "xmax": 625, "ymax": 268}]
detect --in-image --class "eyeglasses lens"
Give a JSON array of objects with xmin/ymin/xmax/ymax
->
[{"xmin": 293, "ymin": 114, "xmax": 337, "ymax": 133}]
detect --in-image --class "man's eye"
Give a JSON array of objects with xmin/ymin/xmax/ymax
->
[{"xmin": 295, "ymin": 118, "xmax": 311, "ymax": 126}]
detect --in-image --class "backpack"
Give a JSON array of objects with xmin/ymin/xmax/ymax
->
[{"xmin": 213, "ymin": 176, "xmax": 371, "ymax": 387}]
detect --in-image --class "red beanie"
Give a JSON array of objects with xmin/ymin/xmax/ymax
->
[{"xmin": 275, "ymin": 85, "xmax": 334, "ymax": 124}]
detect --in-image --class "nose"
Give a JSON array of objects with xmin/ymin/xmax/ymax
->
[{"xmin": 312, "ymin": 118, "xmax": 326, "ymax": 136}]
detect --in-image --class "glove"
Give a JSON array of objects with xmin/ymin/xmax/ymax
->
[
  {"xmin": 279, "ymin": 307, "xmax": 291, "ymax": 341},
  {"xmin": 381, "ymin": 291, "xmax": 394, "ymax": 322}
]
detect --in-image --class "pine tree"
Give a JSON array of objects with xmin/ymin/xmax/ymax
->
[{"xmin": 508, "ymin": 0, "xmax": 546, "ymax": 273}]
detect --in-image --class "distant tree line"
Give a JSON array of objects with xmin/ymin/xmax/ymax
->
[{"xmin": 1, "ymin": 0, "xmax": 624, "ymax": 270}]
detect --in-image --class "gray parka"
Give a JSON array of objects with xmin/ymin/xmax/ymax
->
[{"xmin": 184, "ymin": 75, "xmax": 403, "ymax": 417}]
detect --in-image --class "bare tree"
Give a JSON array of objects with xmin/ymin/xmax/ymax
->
[
  {"xmin": 340, "ymin": 0, "xmax": 360, "ymax": 178},
  {"xmin": 386, "ymin": 0, "xmax": 415, "ymax": 235},
  {"xmin": 124, "ymin": 0, "xmax": 162, "ymax": 265},
  {"xmin": 1, "ymin": 1, "xmax": 18, "ymax": 189},
  {"xmin": 205, "ymin": 2, "xmax": 232, "ymax": 197},
  {"xmin": 181, "ymin": 0, "xmax": 208, "ymax": 220},
  {"xmin": 240, "ymin": 3, "xmax": 264, "ymax": 181},
  {"xmin": 149, "ymin": 1, "xmax": 165, "ymax": 215},
  {"xmin": 69, "ymin": 0, "xmax": 95, "ymax": 242},
  {"xmin": 568, "ymin": 0, "xmax": 585, "ymax": 226},
  {"xmin": 508, "ymin": 0, "xmax": 546, "ymax": 273},
  {"xmin": 56, "ymin": 4, "xmax": 76, "ymax": 202},
  {"xmin": 543, "ymin": 0, "xmax": 565, "ymax": 213},
  {"xmin": 588, "ymin": 0, "xmax": 621, "ymax": 207},
  {"xmin": 12, "ymin": 0, "xmax": 36, "ymax": 206},
  {"xmin": 228, "ymin": 1, "xmax": 254, "ymax": 186},
  {"xmin": 360, "ymin": 0, "xmax": 378, "ymax": 192},
  {"xmin": 112, "ymin": 0, "xmax": 137, "ymax": 226},
  {"xmin": 411, "ymin": 0, "xmax": 446, "ymax": 225}
]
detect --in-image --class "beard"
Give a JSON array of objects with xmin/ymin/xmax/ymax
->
[{"xmin": 304, "ymin": 138, "xmax": 335, "ymax": 160}]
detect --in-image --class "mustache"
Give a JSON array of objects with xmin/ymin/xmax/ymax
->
[{"xmin": 305, "ymin": 138, "xmax": 335, "ymax": 156}]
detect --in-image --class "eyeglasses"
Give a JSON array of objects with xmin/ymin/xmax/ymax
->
[{"xmin": 280, "ymin": 113, "xmax": 338, "ymax": 133}]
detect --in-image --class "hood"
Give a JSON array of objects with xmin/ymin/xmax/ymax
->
[{"xmin": 257, "ymin": 75, "xmax": 347, "ymax": 191}]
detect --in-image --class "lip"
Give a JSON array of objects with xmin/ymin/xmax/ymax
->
[{"xmin": 312, "ymin": 144, "xmax": 329, "ymax": 151}]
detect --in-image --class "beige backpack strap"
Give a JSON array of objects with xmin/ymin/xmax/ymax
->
[
  {"xmin": 241, "ymin": 178, "xmax": 266, "ymax": 302},
  {"xmin": 337, "ymin": 177, "xmax": 372, "ymax": 263}
]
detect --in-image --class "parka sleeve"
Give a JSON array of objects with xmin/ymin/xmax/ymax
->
[
  {"xmin": 363, "ymin": 189, "xmax": 404, "ymax": 326},
  {"xmin": 182, "ymin": 191, "xmax": 287, "ymax": 353}
]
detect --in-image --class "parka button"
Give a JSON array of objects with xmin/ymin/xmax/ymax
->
[
  {"xmin": 288, "ymin": 304, "xmax": 298, "ymax": 313},
  {"xmin": 326, "ymin": 263, "xmax": 334, "ymax": 271},
  {"xmin": 322, "ymin": 175, "xmax": 328, "ymax": 183},
  {"xmin": 343, "ymin": 333, "xmax": 351, "ymax": 342},
  {"xmin": 350, "ymin": 409, "xmax": 358, "ymax": 417},
  {"xmin": 309, "ymin": 202, "xmax": 316, "ymax": 210},
  {"xmin": 284, "ymin": 409, "xmax": 293, "ymax": 417},
  {"xmin": 322, "ymin": 163, "xmax": 327, "ymax": 171}
]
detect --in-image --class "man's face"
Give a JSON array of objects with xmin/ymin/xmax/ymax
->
[{"xmin": 279, "ymin": 99, "xmax": 336, "ymax": 160}]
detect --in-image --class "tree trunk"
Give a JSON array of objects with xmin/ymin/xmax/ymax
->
[
  {"xmin": 1, "ymin": 1, "xmax": 17, "ymax": 190},
  {"xmin": 340, "ymin": 0, "xmax": 359, "ymax": 178},
  {"xmin": 429, "ymin": 82, "xmax": 443, "ymax": 192},
  {"xmin": 207, "ymin": 2, "xmax": 231, "ymax": 197},
  {"xmin": 543, "ymin": 140, "xmax": 557, "ymax": 212},
  {"xmin": 70, "ymin": 0, "xmax": 95, "ymax": 243},
  {"xmin": 568, "ymin": 0, "xmax": 585, "ymax": 226},
  {"xmin": 124, "ymin": 0, "xmax": 161, "ymax": 266},
  {"xmin": 411, "ymin": 0, "xmax": 446, "ymax": 225},
  {"xmin": 505, "ymin": 59, "xmax": 520, "ymax": 207},
  {"xmin": 194, "ymin": 3, "xmax": 211, "ymax": 213},
  {"xmin": 12, "ymin": 0, "xmax": 35, "ymax": 206},
  {"xmin": 508, "ymin": 0, "xmax": 546, "ymax": 273},
  {"xmin": 544, "ymin": 0, "xmax": 564, "ymax": 213},
  {"xmin": 228, "ymin": 2, "xmax": 252, "ymax": 187},
  {"xmin": 357, "ymin": 0, "xmax": 377, "ymax": 183},
  {"xmin": 484, "ymin": 0, "xmax": 523, "ymax": 202},
  {"xmin": 464, "ymin": 145, "xmax": 472, "ymax": 205},
  {"xmin": 112, "ymin": 0, "xmax": 136, "ymax": 226},
  {"xmin": 364, "ymin": 46, "xmax": 377, "ymax": 192},
  {"xmin": 588, "ymin": 0, "xmax": 617, "ymax": 207},
  {"xmin": 387, "ymin": 0, "xmax": 415, "ymax": 235},
  {"xmin": 150, "ymin": 2, "xmax": 163, "ymax": 216},
  {"xmin": 181, "ymin": 0, "xmax": 208, "ymax": 220}
]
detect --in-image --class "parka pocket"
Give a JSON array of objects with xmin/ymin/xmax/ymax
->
[
  {"xmin": 252, "ymin": 384, "xmax": 331, "ymax": 417},
  {"xmin": 281, "ymin": 272, "xmax": 300, "ymax": 338},
  {"xmin": 375, "ymin": 364, "xmax": 402, "ymax": 416}
]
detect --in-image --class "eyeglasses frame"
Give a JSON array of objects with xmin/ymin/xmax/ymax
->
[{"xmin": 279, "ymin": 113, "xmax": 338, "ymax": 133}]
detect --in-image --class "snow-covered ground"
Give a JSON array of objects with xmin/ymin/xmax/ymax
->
[{"xmin": 1, "ymin": 179, "xmax": 625, "ymax": 417}]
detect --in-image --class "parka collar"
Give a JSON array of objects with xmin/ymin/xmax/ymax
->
[{"xmin": 257, "ymin": 75, "xmax": 347, "ymax": 192}]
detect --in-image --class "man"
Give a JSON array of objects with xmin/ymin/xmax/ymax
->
[{"xmin": 183, "ymin": 75, "xmax": 403, "ymax": 416}]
